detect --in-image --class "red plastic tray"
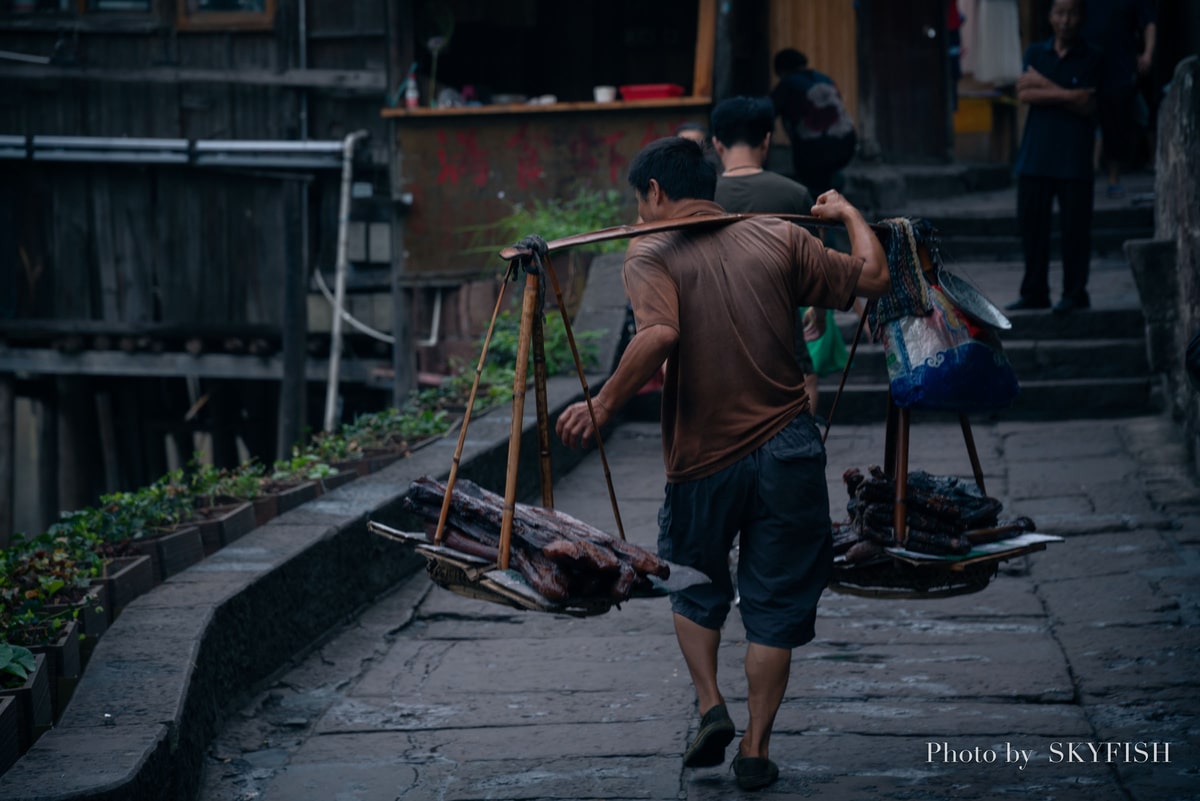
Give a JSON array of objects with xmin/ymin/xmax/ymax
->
[{"xmin": 619, "ymin": 83, "xmax": 686, "ymax": 100}]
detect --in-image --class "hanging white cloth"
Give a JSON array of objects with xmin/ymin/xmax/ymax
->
[
  {"xmin": 959, "ymin": 0, "xmax": 980, "ymax": 76},
  {"xmin": 972, "ymin": 0, "xmax": 1022, "ymax": 85}
]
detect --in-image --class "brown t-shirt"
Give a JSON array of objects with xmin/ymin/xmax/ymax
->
[{"xmin": 623, "ymin": 199, "xmax": 863, "ymax": 482}]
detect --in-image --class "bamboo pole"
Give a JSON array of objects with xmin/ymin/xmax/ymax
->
[
  {"xmin": 959, "ymin": 414, "xmax": 987, "ymax": 496},
  {"xmin": 498, "ymin": 212, "xmax": 890, "ymax": 261},
  {"xmin": 541, "ymin": 255, "xmax": 627, "ymax": 541},
  {"xmin": 433, "ymin": 263, "xmax": 516, "ymax": 546},
  {"xmin": 531, "ymin": 310, "xmax": 554, "ymax": 509},
  {"xmin": 892, "ymin": 406, "xmax": 910, "ymax": 546},
  {"xmin": 497, "ymin": 269, "xmax": 541, "ymax": 570},
  {"xmin": 822, "ymin": 300, "xmax": 872, "ymax": 444}
]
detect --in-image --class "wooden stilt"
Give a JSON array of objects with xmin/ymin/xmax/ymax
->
[{"xmin": 433, "ymin": 264, "xmax": 516, "ymax": 546}]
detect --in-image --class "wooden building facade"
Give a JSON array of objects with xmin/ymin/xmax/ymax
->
[{"xmin": 5, "ymin": 0, "xmax": 1187, "ymax": 539}]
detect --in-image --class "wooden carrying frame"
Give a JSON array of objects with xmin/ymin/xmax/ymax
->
[
  {"xmin": 824, "ymin": 241, "xmax": 1055, "ymax": 599},
  {"xmin": 374, "ymin": 213, "xmax": 870, "ymax": 611}
]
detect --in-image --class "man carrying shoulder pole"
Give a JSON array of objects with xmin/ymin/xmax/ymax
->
[{"xmin": 556, "ymin": 137, "xmax": 888, "ymax": 791}]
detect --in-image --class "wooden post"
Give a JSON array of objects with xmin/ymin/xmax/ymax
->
[
  {"xmin": 34, "ymin": 384, "xmax": 59, "ymax": 535},
  {"xmin": 0, "ymin": 375, "xmax": 14, "ymax": 546},
  {"xmin": 277, "ymin": 181, "xmax": 307, "ymax": 460},
  {"xmin": 892, "ymin": 405, "xmax": 910, "ymax": 545},
  {"xmin": 94, "ymin": 390, "xmax": 121, "ymax": 493}
]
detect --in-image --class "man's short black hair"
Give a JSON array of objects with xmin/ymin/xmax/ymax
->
[
  {"xmin": 627, "ymin": 137, "xmax": 717, "ymax": 202},
  {"xmin": 710, "ymin": 96, "xmax": 776, "ymax": 148},
  {"xmin": 774, "ymin": 47, "xmax": 809, "ymax": 75}
]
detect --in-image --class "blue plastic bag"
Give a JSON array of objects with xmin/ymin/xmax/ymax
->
[{"xmin": 880, "ymin": 284, "xmax": 1019, "ymax": 412}]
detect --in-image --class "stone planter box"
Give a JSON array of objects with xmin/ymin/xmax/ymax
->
[
  {"xmin": 193, "ymin": 502, "xmax": 257, "ymax": 555},
  {"xmin": 0, "ymin": 696, "xmax": 19, "ymax": 776},
  {"xmin": 0, "ymin": 653, "xmax": 52, "ymax": 754},
  {"xmin": 315, "ymin": 470, "xmax": 358, "ymax": 495},
  {"xmin": 128, "ymin": 525, "xmax": 205, "ymax": 582},
  {"xmin": 94, "ymin": 555, "xmax": 155, "ymax": 618},
  {"xmin": 222, "ymin": 481, "xmax": 318, "ymax": 528},
  {"xmin": 44, "ymin": 584, "xmax": 108, "ymax": 641},
  {"xmin": 26, "ymin": 619, "xmax": 81, "ymax": 720}
]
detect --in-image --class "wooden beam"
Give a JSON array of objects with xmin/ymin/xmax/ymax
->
[
  {"xmin": 1, "ymin": 64, "xmax": 387, "ymax": 93},
  {"xmin": 693, "ymin": 0, "xmax": 718, "ymax": 99},
  {"xmin": 0, "ymin": 347, "xmax": 380, "ymax": 383}
]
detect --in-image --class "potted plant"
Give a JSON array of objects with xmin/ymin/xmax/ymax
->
[
  {"xmin": 0, "ymin": 643, "xmax": 51, "ymax": 754},
  {"xmin": 187, "ymin": 459, "xmax": 257, "ymax": 555},
  {"xmin": 93, "ymin": 477, "xmax": 204, "ymax": 583}
]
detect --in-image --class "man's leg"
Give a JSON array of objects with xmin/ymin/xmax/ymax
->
[
  {"xmin": 741, "ymin": 642, "xmax": 792, "ymax": 759},
  {"xmin": 1016, "ymin": 174, "xmax": 1053, "ymax": 306},
  {"xmin": 1056, "ymin": 176, "xmax": 1094, "ymax": 308},
  {"xmin": 673, "ymin": 613, "xmax": 723, "ymax": 714}
]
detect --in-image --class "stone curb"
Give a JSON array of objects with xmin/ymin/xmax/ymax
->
[{"xmin": 0, "ymin": 256, "xmax": 630, "ymax": 801}]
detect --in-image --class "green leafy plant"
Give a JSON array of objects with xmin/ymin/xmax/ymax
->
[
  {"xmin": 272, "ymin": 451, "xmax": 337, "ymax": 482},
  {"xmin": 461, "ymin": 186, "xmax": 632, "ymax": 257},
  {"xmin": 486, "ymin": 310, "xmax": 600, "ymax": 376},
  {"xmin": 0, "ymin": 642, "xmax": 36, "ymax": 688}
]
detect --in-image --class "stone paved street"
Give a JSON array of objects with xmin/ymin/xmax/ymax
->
[{"xmin": 197, "ymin": 413, "xmax": 1200, "ymax": 801}]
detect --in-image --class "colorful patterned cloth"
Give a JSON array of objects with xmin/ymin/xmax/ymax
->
[{"xmin": 870, "ymin": 218, "xmax": 939, "ymax": 334}]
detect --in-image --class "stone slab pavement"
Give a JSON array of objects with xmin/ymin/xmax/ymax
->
[{"xmin": 197, "ymin": 410, "xmax": 1200, "ymax": 801}]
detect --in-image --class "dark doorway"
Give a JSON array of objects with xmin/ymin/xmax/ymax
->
[{"xmin": 860, "ymin": 0, "xmax": 952, "ymax": 162}]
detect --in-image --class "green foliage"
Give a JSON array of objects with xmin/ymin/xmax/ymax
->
[
  {"xmin": 271, "ymin": 451, "xmax": 336, "ymax": 482},
  {"xmin": 93, "ymin": 474, "xmax": 193, "ymax": 543},
  {"xmin": 1, "ymin": 528, "xmax": 101, "ymax": 644},
  {"xmin": 0, "ymin": 642, "xmax": 36, "ymax": 687},
  {"xmin": 485, "ymin": 310, "xmax": 600, "ymax": 376},
  {"xmin": 461, "ymin": 186, "xmax": 631, "ymax": 257}
]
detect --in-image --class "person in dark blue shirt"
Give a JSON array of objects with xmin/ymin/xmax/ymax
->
[{"xmin": 1007, "ymin": 0, "xmax": 1102, "ymax": 314}]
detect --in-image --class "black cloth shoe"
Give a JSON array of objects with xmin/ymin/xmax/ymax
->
[
  {"xmin": 1053, "ymin": 295, "xmax": 1091, "ymax": 314},
  {"xmin": 732, "ymin": 754, "xmax": 780, "ymax": 791},
  {"xmin": 683, "ymin": 704, "xmax": 735, "ymax": 768},
  {"xmin": 1005, "ymin": 297, "xmax": 1050, "ymax": 311}
]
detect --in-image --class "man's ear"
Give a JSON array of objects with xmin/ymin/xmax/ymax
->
[
  {"xmin": 762, "ymin": 131, "xmax": 772, "ymax": 150},
  {"xmin": 646, "ymin": 178, "xmax": 662, "ymax": 204}
]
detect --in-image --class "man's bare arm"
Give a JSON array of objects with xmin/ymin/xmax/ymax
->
[
  {"xmin": 811, "ymin": 190, "xmax": 889, "ymax": 298},
  {"xmin": 555, "ymin": 323, "xmax": 678, "ymax": 448}
]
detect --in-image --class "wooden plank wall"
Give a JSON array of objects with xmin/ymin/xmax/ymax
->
[
  {"xmin": 0, "ymin": 0, "xmax": 396, "ymax": 534},
  {"xmin": 767, "ymin": 0, "xmax": 859, "ymax": 139}
]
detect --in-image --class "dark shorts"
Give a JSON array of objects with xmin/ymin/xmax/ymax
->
[{"xmin": 657, "ymin": 414, "xmax": 833, "ymax": 649}]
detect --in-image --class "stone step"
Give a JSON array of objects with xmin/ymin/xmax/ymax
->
[
  {"xmin": 937, "ymin": 229, "xmax": 1154, "ymax": 261},
  {"xmin": 817, "ymin": 376, "xmax": 1160, "ymax": 424},
  {"xmin": 913, "ymin": 204, "xmax": 1154, "ymax": 237},
  {"xmin": 836, "ymin": 307, "xmax": 1147, "ymax": 343},
  {"xmin": 832, "ymin": 337, "xmax": 1149, "ymax": 385}
]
